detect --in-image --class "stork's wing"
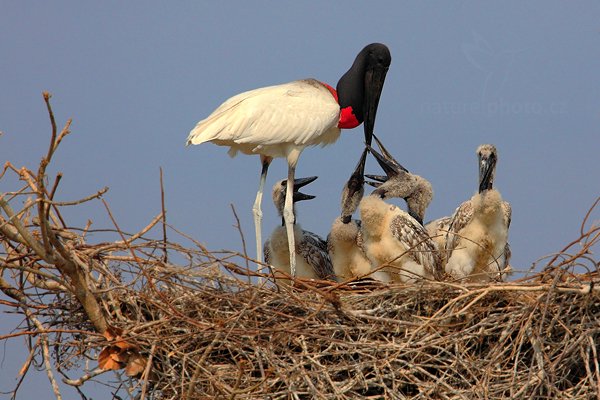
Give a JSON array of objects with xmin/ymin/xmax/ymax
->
[
  {"xmin": 187, "ymin": 79, "xmax": 340, "ymax": 149},
  {"xmin": 263, "ymin": 239, "xmax": 271, "ymax": 265},
  {"xmin": 299, "ymin": 231, "xmax": 335, "ymax": 281},
  {"xmin": 503, "ymin": 242, "xmax": 512, "ymax": 271},
  {"xmin": 390, "ymin": 214, "xmax": 441, "ymax": 279},
  {"xmin": 445, "ymin": 200, "xmax": 474, "ymax": 255},
  {"xmin": 501, "ymin": 201, "xmax": 512, "ymax": 274},
  {"xmin": 354, "ymin": 220, "xmax": 368, "ymax": 255},
  {"xmin": 425, "ymin": 215, "xmax": 452, "ymax": 250},
  {"xmin": 502, "ymin": 201, "xmax": 512, "ymax": 229},
  {"xmin": 425, "ymin": 216, "xmax": 452, "ymax": 235}
]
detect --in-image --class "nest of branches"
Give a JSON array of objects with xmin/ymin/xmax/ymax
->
[{"xmin": 1, "ymin": 94, "xmax": 600, "ymax": 399}]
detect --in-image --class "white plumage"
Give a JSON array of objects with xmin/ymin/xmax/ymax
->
[{"xmin": 187, "ymin": 80, "xmax": 341, "ymax": 158}]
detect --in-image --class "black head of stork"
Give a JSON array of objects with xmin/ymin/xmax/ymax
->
[
  {"xmin": 340, "ymin": 148, "xmax": 368, "ymax": 224},
  {"xmin": 365, "ymin": 144, "xmax": 433, "ymax": 226},
  {"xmin": 477, "ymin": 144, "xmax": 498, "ymax": 194},
  {"xmin": 336, "ymin": 43, "xmax": 391, "ymax": 147}
]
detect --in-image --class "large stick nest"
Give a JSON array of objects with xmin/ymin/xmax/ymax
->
[
  {"xmin": 5, "ymin": 184, "xmax": 600, "ymax": 400},
  {"xmin": 1, "ymin": 94, "xmax": 600, "ymax": 399},
  {"xmin": 63, "ymin": 261, "xmax": 600, "ymax": 399}
]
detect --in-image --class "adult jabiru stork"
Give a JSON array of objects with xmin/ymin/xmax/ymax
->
[
  {"xmin": 186, "ymin": 43, "xmax": 391, "ymax": 277},
  {"xmin": 444, "ymin": 144, "xmax": 512, "ymax": 282},
  {"xmin": 264, "ymin": 176, "xmax": 335, "ymax": 284}
]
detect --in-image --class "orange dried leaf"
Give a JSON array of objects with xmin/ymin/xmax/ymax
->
[
  {"xmin": 111, "ymin": 349, "xmax": 128, "ymax": 364},
  {"xmin": 98, "ymin": 346, "xmax": 125, "ymax": 370},
  {"xmin": 114, "ymin": 337, "xmax": 139, "ymax": 351},
  {"xmin": 125, "ymin": 354, "xmax": 147, "ymax": 377},
  {"xmin": 102, "ymin": 326, "xmax": 123, "ymax": 342}
]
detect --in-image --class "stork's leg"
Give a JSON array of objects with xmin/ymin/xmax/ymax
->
[
  {"xmin": 283, "ymin": 164, "xmax": 297, "ymax": 278},
  {"xmin": 283, "ymin": 150, "xmax": 301, "ymax": 278},
  {"xmin": 253, "ymin": 156, "xmax": 272, "ymax": 267}
]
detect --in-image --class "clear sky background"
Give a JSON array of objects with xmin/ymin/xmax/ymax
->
[{"xmin": 1, "ymin": 2, "xmax": 599, "ymax": 398}]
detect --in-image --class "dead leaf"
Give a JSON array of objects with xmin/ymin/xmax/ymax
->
[
  {"xmin": 98, "ymin": 346, "xmax": 126, "ymax": 370},
  {"xmin": 102, "ymin": 326, "xmax": 123, "ymax": 342},
  {"xmin": 114, "ymin": 337, "xmax": 139, "ymax": 351},
  {"xmin": 125, "ymin": 353, "xmax": 147, "ymax": 377}
]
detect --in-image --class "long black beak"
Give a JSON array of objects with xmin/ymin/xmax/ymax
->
[
  {"xmin": 293, "ymin": 176, "xmax": 318, "ymax": 190},
  {"xmin": 345, "ymin": 148, "xmax": 368, "ymax": 198},
  {"xmin": 281, "ymin": 176, "xmax": 318, "ymax": 202},
  {"xmin": 364, "ymin": 174, "xmax": 387, "ymax": 188},
  {"xmin": 366, "ymin": 144, "xmax": 408, "ymax": 179},
  {"xmin": 478, "ymin": 154, "xmax": 496, "ymax": 193},
  {"xmin": 372, "ymin": 134, "xmax": 409, "ymax": 173},
  {"xmin": 365, "ymin": 180, "xmax": 383, "ymax": 189},
  {"xmin": 363, "ymin": 64, "xmax": 389, "ymax": 147}
]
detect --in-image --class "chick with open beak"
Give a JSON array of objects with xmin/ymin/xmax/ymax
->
[{"xmin": 264, "ymin": 177, "xmax": 336, "ymax": 284}]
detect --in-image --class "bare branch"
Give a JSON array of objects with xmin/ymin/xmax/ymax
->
[
  {"xmin": 160, "ymin": 167, "xmax": 168, "ymax": 264},
  {"xmin": 62, "ymin": 368, "xmax": 107, "ymax": 387}
]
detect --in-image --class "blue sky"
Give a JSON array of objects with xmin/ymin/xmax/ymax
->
[{"xmin": 1, "ymin": 2, "xmax": 599, "ymax": 397}]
